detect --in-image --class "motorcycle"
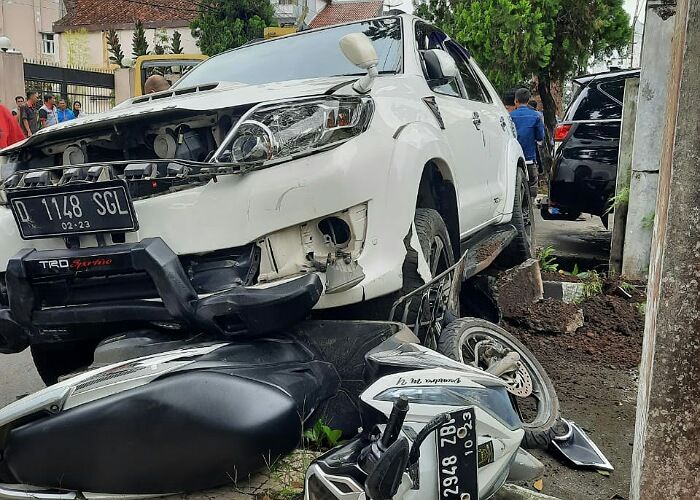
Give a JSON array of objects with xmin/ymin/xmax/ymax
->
[
  {"xmin": 0, "ymin": 317, "xmax": 556, "ymax": 500},
  {"xmin": 0, "ymin": 248, "xmax": 570, "ymax": 499},
  {"xmin": 306, "ymin": 340, "xmax": 547, "ymax": 500}
]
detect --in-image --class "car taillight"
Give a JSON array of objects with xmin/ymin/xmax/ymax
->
[{"xmin": 554, "ymin": 123, "xmax": 572, "ymax": 141}]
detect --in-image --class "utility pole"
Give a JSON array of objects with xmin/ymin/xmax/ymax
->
[{"xmin": 630, "ymin": 0, "xmax": 700, "ymax": 498}]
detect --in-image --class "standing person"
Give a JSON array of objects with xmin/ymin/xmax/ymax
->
[
  {"xmin": 20, "ymin": 92, "xmax": 40, "ymax": 137},
  {"xmin": 56, "ymin": 99, "xmax": 75, "ymax": 122},
  {"xmin": 11, "ymin": 96, "xmax": 24, "ymax": 125},
  {"xmin": 39, "ymin": 94, "xmax": 58, "ymax": 128},
  {"xmin": 510, "ymin": 88, "xmax": 544, "ymax": 194},
  {"xmin": 72, "ymin": 100, "xmax": 85, "ymax": 118},
  {"xmin": 0, "ymin": 104, "xmax": 25, "ymax": 149},
  {"xmin": 502, "ymin": 89, "xmax": 516, "ymax": 112}
]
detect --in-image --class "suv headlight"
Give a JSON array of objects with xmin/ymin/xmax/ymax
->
[{"xmin": 221, "ymin": 96, "xmax": 374, "ymax": 167}]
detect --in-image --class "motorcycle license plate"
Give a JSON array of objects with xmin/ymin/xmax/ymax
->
[
  {"xmin": 437, "ymin": 407, "xmax": 478, "ymax": 500},
  {"xmin": 8, "ymin": 181, "xmax": 138, "ymax": 240}
]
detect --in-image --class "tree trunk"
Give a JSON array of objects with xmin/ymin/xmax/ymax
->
[{"xmin": 537, "ymin": 70, "xmax": 558, "ymax": 133}]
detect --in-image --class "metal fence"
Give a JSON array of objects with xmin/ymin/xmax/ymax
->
[{"xmin": 24, "ymin": 60, "xmax": 115, "ymax": 115}]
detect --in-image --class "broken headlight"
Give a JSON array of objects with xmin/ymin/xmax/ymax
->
[{"xmin": 221, "ymin": 96, "xmax": 374, "ymax": 166}]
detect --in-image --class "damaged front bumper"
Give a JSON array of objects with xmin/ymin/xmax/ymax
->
[{"xmin": 0, "ymin": 237, "xmax": 323, "ymax": 353}]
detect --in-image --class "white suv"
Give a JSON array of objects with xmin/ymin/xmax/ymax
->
[{"xmin": 0, "ymin": 14, "xmax": 532, "ymax": 383}]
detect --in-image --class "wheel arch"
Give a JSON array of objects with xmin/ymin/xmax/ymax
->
[{"xmin": 415, "ymin": 159, "xmax": 460, "ymax": 260}]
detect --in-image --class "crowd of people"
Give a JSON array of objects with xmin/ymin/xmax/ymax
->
[{"xmin": 0, "ymin": 92, "xmax": 85, "ymax": 148}]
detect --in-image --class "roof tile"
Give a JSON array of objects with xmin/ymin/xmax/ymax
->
[
  {"xmin": 54, "ymin": 0, "xmax": 197, "ymax": 31},
  {"xmin": 309, "ymin": 1, "xmax": 384, "ymax": 29}
]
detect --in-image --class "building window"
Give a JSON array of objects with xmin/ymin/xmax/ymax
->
[{"xmin": 42, "ymin": 33, "xmax": 56, "ymax": 55}]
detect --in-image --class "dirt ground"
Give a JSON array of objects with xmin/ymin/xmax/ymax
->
[{"xmin": 502, "ymin": 274, "xmax": 645, "ymax": 500}]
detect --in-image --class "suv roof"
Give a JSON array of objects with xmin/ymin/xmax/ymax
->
[{"xmin": 573, "ymin": 68, "xmax": 640, "ymax": 86}]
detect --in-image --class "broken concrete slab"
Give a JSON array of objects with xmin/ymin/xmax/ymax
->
[
  {"xmin": 542, "ymin": 280, "xmax": 586, "ymax": 304},
  {"xmin": 493, "ymin": 258, "xmax": 544, "ymax": 318},
  {"xmin": 493, "ymin": 484, "xmax": 563, "ymax": 500}
]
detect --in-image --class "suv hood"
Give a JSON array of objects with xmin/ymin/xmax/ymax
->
[{"xmin": 2, "ymin": 76, "xmax": 356, "ymax": 153}]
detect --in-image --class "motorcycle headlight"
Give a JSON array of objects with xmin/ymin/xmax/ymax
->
[{"xmin": 224, "ymin": 96, "xmax": 374, "ymax": 167}]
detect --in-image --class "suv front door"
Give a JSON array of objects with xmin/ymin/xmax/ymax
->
[
  {"xmin": 443, "ymin": 41, "xmax": 507, "ymax": 220},
  {"xmin": 415, "ymin": 23, "xmax": 492, "ymax": 237}
]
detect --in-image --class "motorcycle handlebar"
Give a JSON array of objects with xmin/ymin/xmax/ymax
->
[{"xmin": 381, "ymin": 396, "xmax": 409, "ymax": 449}]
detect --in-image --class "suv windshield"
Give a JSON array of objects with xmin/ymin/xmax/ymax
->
[{"xmin": 177, "ymin": 18, "xmax": 403, "ymax": 88}]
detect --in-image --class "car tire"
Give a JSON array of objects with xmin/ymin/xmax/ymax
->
[
  {"xmin": 498, "ymin": 167, "xmax": 535, "ymax": 267},
  {"xmin": 399, "ymin": 208, "xmax": 455, "ymax": 342},
  {"xmin": 31, "ymin": 340, "xmax": 98, "ymax": 385}
]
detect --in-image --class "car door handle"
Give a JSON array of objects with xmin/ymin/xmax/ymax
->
[{"xmin": 472, "ymin": 112, "xmax": 482, "ymax": 130}]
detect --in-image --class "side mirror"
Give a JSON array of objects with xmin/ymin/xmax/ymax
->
[
  {"xmin": 340, "ymin": 32, "xmax": 378, "ymax": 69},
  {"xmin": 339, "ymin": 33, "xmax": 379, "ymax": 94},
  {"xmin": 423, "ymin": 49, "xmax": 459, "ymax": 81}
]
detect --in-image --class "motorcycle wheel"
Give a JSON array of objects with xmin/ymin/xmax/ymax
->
[{"xmin": 437, "ymin": 317, "xmax": 560, "ymax": 449}]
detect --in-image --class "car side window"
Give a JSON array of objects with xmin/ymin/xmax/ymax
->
[
  {"xmin": 415, "ymin": 22, "xmax": 461, "ymax": 98},
  {"xmin": 444, "ymin": 41, "xmax": 488, "ymax": 103},
  {"xmin": 572, "ymin": 81, "xmax": 623, "ymax": 121}
]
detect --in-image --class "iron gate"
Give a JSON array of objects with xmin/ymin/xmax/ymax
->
[{"xmin": 24, "ymin": 61, "xmax": 115, "ymax": 115}]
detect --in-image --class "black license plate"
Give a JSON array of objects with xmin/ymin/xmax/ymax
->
[
  {"xmin": 8, "ymin": 181, "xmax": 138, "ymax": 240},
  {"xmin": 437, "ymin": 407, "xmax": 479, "ymax": 500}
]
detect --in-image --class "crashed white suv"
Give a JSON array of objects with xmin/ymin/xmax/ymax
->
[{"xmin": 0, "ymin": 14, "xmax": 532, "ymax": 383}]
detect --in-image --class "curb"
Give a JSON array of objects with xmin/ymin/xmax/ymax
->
[{"xmin": 493, "ymin": 484, "xmax": 564, "ymax": 500}]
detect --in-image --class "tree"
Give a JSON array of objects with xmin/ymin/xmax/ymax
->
[
  {"xmin": 171, "ymin": 30, "xmax": 184, "ymax": 54},
  {"xmin": 416, "ymin": 0, "xmax": 556, "ymax": 96},
  {"xmin": 106, "ymin": 29, "xmax": 126, "ymax": 67},
  {"xmin": 537, "ymin": 0, "xmax": 631, "ymax": 130},
  {"xmin": 415, "ymin": 0, "xmax": 631, "ymax": 131},
  {"xmin": 190, "ymin": 0, "xmax": 275, "ymax": 56},
  {"xmin": 153, "ymin": 28, "xmax": 170, "ymax": 55},
  {"xmin": 132, "ymin": 19, "xmax": 149, "ymax": 58}
]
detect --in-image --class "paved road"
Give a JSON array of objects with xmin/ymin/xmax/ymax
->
[
  {"xmin": 0, "ymin": 350, "xmax": 43, "ymax": 407},
  {"xmin": 534, "ymin": 211, "xmax": 611, "ymax": 270},
  {"xmin": 0, "ymin": 213, "xmax": 613, "ymax": 408}
]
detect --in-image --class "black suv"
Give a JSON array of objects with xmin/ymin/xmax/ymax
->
[{"xmin": 543, "ymin": 69, "xmax": 640, "ymax": 225}]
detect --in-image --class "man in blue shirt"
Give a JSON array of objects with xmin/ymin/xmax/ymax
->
[
  {"xmin": 56, "ymin": 99, "xmax": 75, "ymax": 123},
  {"xmin": 510, "ymin": 88, "xmax": 544, "ymax": 195}
]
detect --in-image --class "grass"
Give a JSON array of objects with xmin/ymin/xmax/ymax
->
[
  {"xmin": 581, "ymin": 270, "xmax": 604, "ymax": 301},
  {"xmin": 635, "ymin": 302, "xmax": 647, "ymax": 316},
  {"xmin": 537, "ymin": 245, "xmax": 559, "ymax": 273},
  {"xmin": 641, "ymin": 212, "xmax": 655, "ymax": 230},
  {"xmin": 606, "ymin": 186, "xmax": 630, "ymax": 214}
]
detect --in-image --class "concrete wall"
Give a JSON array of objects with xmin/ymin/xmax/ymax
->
[
  {"xmin": 0, "ymin": 0, "xmax": 61, "ymax": 62},
  {"xmin": 621, "ymin": 1, "xmax": 676, "ymax": 279},
  {"xmin": 0, "ymin": 51, "xmax": 25, "ymax": 110},
  {"xmin": 58, "ymin": 27, "xmax": 200, "ymax": 68}
]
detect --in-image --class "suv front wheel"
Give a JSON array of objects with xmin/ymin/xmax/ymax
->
[{"xmin": 498, "ymin": 167, "xmax": 535, "ymax": 267}]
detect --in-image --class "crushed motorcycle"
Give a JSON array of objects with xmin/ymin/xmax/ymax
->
[{"xmin": 0, "ymin": 253, "xmax": 608, "ymax": 499}]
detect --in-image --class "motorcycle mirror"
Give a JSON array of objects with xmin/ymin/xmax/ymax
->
[{"xmin": 364, "ymin": 437, "xmax": 409, "ymax": 500}]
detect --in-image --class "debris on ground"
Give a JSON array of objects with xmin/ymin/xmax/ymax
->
[
  {"xmin": 507, "ymin": 298, "xmax": 584, "ymax": 334},
  {"xmin": 503, "ymin": 269, "xmax": 645, "ymax": 499}
]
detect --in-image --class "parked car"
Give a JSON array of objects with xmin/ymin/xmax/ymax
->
[
  {"xmin": 0, "ymin": 14, "xmax": 530, "ymax": 383},
  {"xmin": 544, "ymin": 68, "xmax": 640, "ymax": 225}
]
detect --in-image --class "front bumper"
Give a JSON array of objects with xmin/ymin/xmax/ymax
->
[{"xmin": 0, "ymin": 238, "xmax": 323, "ymax": 353}]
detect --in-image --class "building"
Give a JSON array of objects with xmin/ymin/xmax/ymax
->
[
  {"xmin": 0, "ymin": 0, "xmax": 63, "ymax": 62},
  {"xmin": 52, "ymin": 0, "xmax": 200, "ymax": 68},
  {"xmin": 308, "ymin": 0, "xmax": 384, "ymax": 29}
]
